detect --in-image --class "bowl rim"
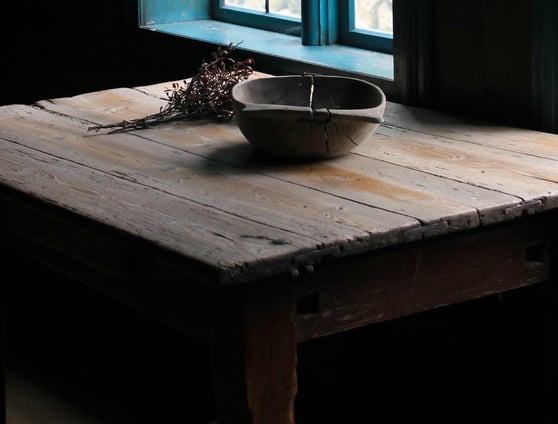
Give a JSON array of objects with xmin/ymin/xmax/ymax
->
[{"xmin": 232, "ymin": 74, "xmax": 386, "ymax": 123}]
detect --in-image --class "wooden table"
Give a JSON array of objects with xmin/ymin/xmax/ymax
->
[{"xmin": 1, "ymin": 75, "xmax": 557, "ymax": 423}]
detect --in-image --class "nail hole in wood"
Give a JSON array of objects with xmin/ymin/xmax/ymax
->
[
  {"xmin": 297, "ymin": 293, "xmax": 320, "ymax": 314},
  {"xmin": 525, "ymin": 244, "xmax": 545, "ymax": 263}
]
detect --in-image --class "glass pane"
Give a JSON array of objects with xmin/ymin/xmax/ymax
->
[
  {"xmin": 224, "ymin": 0, "xmax": 265, "ymax": 13},
  {"xmin": 354, "ymin": 0, "xmax": 393, "ymax": 34},
  {"xmin": 269, "ymin": 0, "xmax": 301, "ymax": 19},
  {"xmin": 223, "ymin": 0, "xmax": 300, "ymax": 18}
]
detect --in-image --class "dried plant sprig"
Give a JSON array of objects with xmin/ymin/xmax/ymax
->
[{"xmin": 88, "ymin": 43, "xmax": 254, "ymax": 134}]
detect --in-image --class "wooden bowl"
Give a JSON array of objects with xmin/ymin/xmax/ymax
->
[{"xmin": 231, "ymin": 74, "xmax": 386, "ymax": 159}]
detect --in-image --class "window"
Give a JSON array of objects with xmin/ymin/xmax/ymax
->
[
  {"xmin": 139, "ymin": 1, "xmax": 558, "ymax": 133},
  {"xmin": 340, "ymin": 0, "xmax": 393, "ymax": 52},
  {"xmin": 212, "ymin": 0, "xmax": 393, "ymax": 53},
  {"xmin": 139, "ymin": 0, "xmax": 395, "ymax": 83}
]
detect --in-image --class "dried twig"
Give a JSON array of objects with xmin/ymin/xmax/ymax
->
[{"xmin": 88, "ymin": 43, "xmax": 254, "ymax": 134}]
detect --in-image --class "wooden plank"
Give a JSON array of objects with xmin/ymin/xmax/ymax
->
[
  {"xmin": 35, "ymin": 72, "xmax": 269, "ymax": 126},
  {"xmin": 5, "ymin": 84, "xmax": 558, "ymax": 278},
  {"xmin": 0, "ymin": 248, "xmax": 5, "ymax": 424},
  {"xmin": 0, "ymin": 141, "xmax": 319, "ymax": 284},
  {"xmin": 36, "ymin": 87, "xmax": 168, "ymax": 126},
  {"xmin": 116, "ymin": 119, "xmax": 514, "ymax": 230},
  {"xmin": 374, "ymin": 104, "xmax": 558, "ymax": 209},
  {"xmin": 355, "ymin": 124, "xmax": 558, "ymax": 213},
  {"xmin": 125, "ymin": 118, "xmax": 525, "ymax": 230},
  {"xmin": 0, "ymin": 104, "xmax": 420, "ymax": 256},
  {"xmin": 373, "ymin": 115, "xmax": 558, "ymax": 184},
  {"xmin": 210, "ymin": 280, "xmax": 297, "ymax": 424},
  {"xmin": 295, "ymin": 214, "xmax": 554, "ymax": 341},
  {"xmin": 33, "ymin": 89, "xmax": 525, "ymax": 229},
  {"xmin": 384, "ymin": 102, "xmax": 558, "ymax": 160},
  {"xmin": 248, "ymin": 154, "xmax": 518, "ymax": 226}
]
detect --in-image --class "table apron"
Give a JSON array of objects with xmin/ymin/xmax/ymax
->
[{"xmin": 295, "ymin": 215, "xmax": 556, "ymax": 342}]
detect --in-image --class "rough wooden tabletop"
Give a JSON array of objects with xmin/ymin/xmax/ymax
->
[{"xmin": 1, "ymin": 75, "xmax": 558, "ymax": 284}]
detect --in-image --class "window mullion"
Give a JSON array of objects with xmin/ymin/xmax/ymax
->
[{"xmin": 301, "ymin": 0, "xmax": 336, "ymax": 45}]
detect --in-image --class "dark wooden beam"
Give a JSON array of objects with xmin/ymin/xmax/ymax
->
[
  {"xmin": 0, "ymin": 248, "xmax": 7, "ymax": 424},
  {"xmin": 393, "ymin": 0, "xmax": 434, "ymax": 106},
  {"xmin": 531, "ymin": 0, "xmax": 558, "ymax": 133},
  {"xmin": 210, "ymin": 281, "xmax": 297, "ymax": 424}
]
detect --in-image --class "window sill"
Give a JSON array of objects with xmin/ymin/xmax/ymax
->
[{"xmin": 141, "ymin": 20, "xmax": 394, "ymax": 82}]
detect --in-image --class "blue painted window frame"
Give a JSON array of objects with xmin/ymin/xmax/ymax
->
[
  {"xmin": 338, "ymin": 0, "xmax": 393, "ymax": 52},
  {"xmin": 208, "ymin": 0, "xmax": 392, "ymax": 52},
  {"xmin": 138, "ymin": 0, "xmax": 395, "ymax": 82},
  {"xmin": 211, "ymin": 1, "xmax": 302, "ymax": 36}
]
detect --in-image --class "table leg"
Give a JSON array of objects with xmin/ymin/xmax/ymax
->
[
  {"xmin": 210, "ymin": 281, "xmax": 297, "ymax": 424},
  {"xmin": 541, "ymin": 221, "xmax": 558, "ymax": 421},
  {"xmin": 0, "ymin": 250, "xmax": 7, "ymax": 424}
]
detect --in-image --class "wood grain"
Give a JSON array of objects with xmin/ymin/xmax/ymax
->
[{"xmin": 2, "ymin": 79, "xmax": 558, "ymax": 284}]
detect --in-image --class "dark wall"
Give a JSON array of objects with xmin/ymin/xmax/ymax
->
[
  {"xmin": 1, "ymin": 0, "xmax": 205, "ymax": 105},
  {"xmin": 430, "ymin": 0, "xmax": 532, "ymax": 128}
]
